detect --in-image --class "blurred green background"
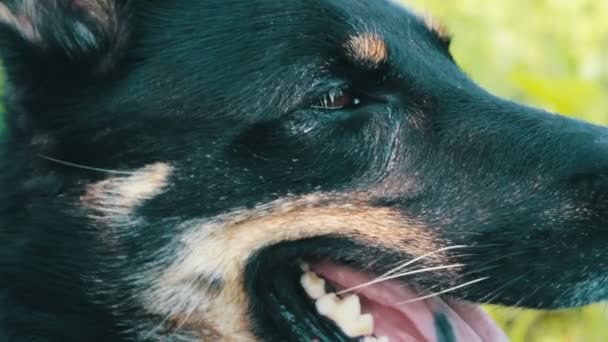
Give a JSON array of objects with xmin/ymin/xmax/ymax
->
[
  {"xmin": 0, "ymin": 0, "xmax": 607, "ymax": 341},
  {"xmin": 407, "ymin": 0, "xmax": 608, "ymax": 341}
]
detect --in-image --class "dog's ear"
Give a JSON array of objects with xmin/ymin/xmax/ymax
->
[{"xmin": 0, "ymin": 0, "xmax": 131, "ymax": 77}]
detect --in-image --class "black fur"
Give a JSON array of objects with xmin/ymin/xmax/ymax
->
[{"xmin": 1, "ymin": 0, "xmax": 607, "ymax": 341}]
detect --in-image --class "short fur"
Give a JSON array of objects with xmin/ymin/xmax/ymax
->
[{"xmin": 0, "ymin": 0, "xmax": 607, "ymax": 341}]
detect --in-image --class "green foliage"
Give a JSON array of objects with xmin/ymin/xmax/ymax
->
[
  {"xmin": 407, "ymin": 0, "xmax": 608, "ymax": 340},
  {"xmin": 408, "ymin": 0, "xmax": 608, "ymax": 124},
  {"xmin": 486, "ymin": 305, "xmax": 608, "ymax": 342}
]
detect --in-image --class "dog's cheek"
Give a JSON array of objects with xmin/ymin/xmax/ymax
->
[{"xmin": 140, "ymin": 194, "xmax": 445, "ymax": 339}]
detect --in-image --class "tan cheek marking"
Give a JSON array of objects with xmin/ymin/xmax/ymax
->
[
  {"xmin": 162, "ymin": 316, "xmax": 223, "ymax": 341},
  {"xmin": 344, "ymin": 32, "xmax": 388, "ymax": 67},
  {"xmin": 81, "ymin": 162, "xmax": 173, "ymax": 221},
  {"xmin": 149, "ymin": 194, "xmax": 442, "ymax": 340}
]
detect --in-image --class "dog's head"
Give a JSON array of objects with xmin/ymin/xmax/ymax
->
[{"xmin": 1, "ymin": 0, "xmax": 607, "ymax": 341}]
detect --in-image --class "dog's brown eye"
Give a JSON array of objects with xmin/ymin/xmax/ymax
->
[{"xmin": 312, "ymin": 89, "xmax": 361, "ymax": 110}]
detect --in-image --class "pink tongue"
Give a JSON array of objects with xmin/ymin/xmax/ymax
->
[{"xmin": 312, "ymin": 262, "xmax": 509, "ymax": 342}]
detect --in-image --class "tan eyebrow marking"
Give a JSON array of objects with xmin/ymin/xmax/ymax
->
[
  {"xmin": 420, "ymin": 13, "xmax": 452, "ymax": 44},
  {"xmin": 344, "ymin": 32, "xmax": 388, "ymax": 67}
]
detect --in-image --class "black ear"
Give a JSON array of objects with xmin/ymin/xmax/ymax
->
[{"xmin": 0, "ymin": 0, "xmax": 131, "ymax": 76}]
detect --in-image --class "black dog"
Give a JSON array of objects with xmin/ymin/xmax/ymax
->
[{"xmin": 0, "ymin": 1, "xmax": 606, "ymax": 341}]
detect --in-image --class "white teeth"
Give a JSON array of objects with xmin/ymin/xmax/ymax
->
[
  {"xmin": 300, "ymin": 272, "xmax": 327, "ymax": 300},
  {"xmin": 300, "ymin": 268, "xmax": 382, "ymax": 339},
  {"xmin": 315, "ymin": 293, "xmax": 374, "ymax": 338},
  {"xmin": 341, "ymin": 294, "xmax": 362, "ymax": 314},
  {"xmin": 299, "ymin": 262, "xmax": 311, "ymax": 272},
  {"xmin": 363, "ymin": 337, "xmax": 389, "ymax": 342}
]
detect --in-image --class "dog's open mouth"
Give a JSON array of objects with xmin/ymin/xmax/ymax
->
[
  {"xmin": 247, "ymin": 243, "xmax": 510, "ymax": 341},
  {"xmin": 300, "ymin": 261, "xmax": 509, "ymax": 342}
]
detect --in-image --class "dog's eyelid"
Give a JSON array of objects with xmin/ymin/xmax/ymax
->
[{"xmin": 310, "ymin": 88, "xmax": 362, "ymax": 110}]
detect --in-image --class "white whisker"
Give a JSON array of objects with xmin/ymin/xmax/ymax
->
[
  {"xmin": 338, "ymin": 264, "xmax": 465, "ymax": 295},
  {"xmin": 39, "ymin": 154, "xmax": 137, "ymax": 175},
  {"xmin": 381, "ymin": 245, "xmax": 469, "ymax": 278},
  {"xmin": 336, "ymin": 245, "xmax": 469, "ymax": 295},
  {"xmin": 397, "ymin": 277, "xmax": 490, "ymax": 305}
]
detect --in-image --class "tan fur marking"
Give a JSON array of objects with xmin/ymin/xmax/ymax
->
[
  {"xmin": 344, "ymin": 32, "xmax": 388, "ymax": 66},
  {"xmin": 148, "ymin": 194, "xmax": 444, "ymax": 340},
  {"xmin": 162, "ymin": 315, "xmax": 223, "ymax": 340},
  {"xmin": 420, "ymin": 13, "xmax": 451, "ymax": 43},
  {"xmin": 84, "ymin": 0, "xmax": 115, "ymax": 22},
  {"xmin": 81, "ymin": 163, "xmax": 173, "ymax": 221}
]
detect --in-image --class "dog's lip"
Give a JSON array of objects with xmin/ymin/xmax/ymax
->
[{"xmin": 310, "ymin": 261, "xmax": 510, "ymax": 342}]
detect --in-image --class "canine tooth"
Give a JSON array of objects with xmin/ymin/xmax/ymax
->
[
  {"xmin": 315, "ymin": 294, "xmax": 374, "ymax": 337},
  {"xmin": 301, "ymin": 272, "xmax": 327, "ymax": 300},
  {"xmin": 377, "ymin": 337, "xmax": 389, "ymax": 342}
]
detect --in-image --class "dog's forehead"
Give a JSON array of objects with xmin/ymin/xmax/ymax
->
[
  {"xmin": 99, "ymin": 0, "xmax": 457, "ymax": 134},
  {"xmin": 162, "ymin": 0, "xmax": 436, "ymax": 54},
  {"xmin": 138, "ymin": 0, "xmax": 446, "ymax": 95}
]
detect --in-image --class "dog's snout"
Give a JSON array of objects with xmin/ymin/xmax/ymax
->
[
  {"xmin": 595, "ymin": 132, "xmax": 608, "ymax": 175},
  {"xmin": 562, "ymin": 127, "xmax": 608, "ymax": 193},
  {"xmin": 595, "ymin": 134, "xmax": 608, "ymax": 146}
]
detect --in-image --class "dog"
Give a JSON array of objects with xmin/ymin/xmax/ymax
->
[{"xmin": 0, "ymin": 0, "xmax": 606, "ymax": 341}]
